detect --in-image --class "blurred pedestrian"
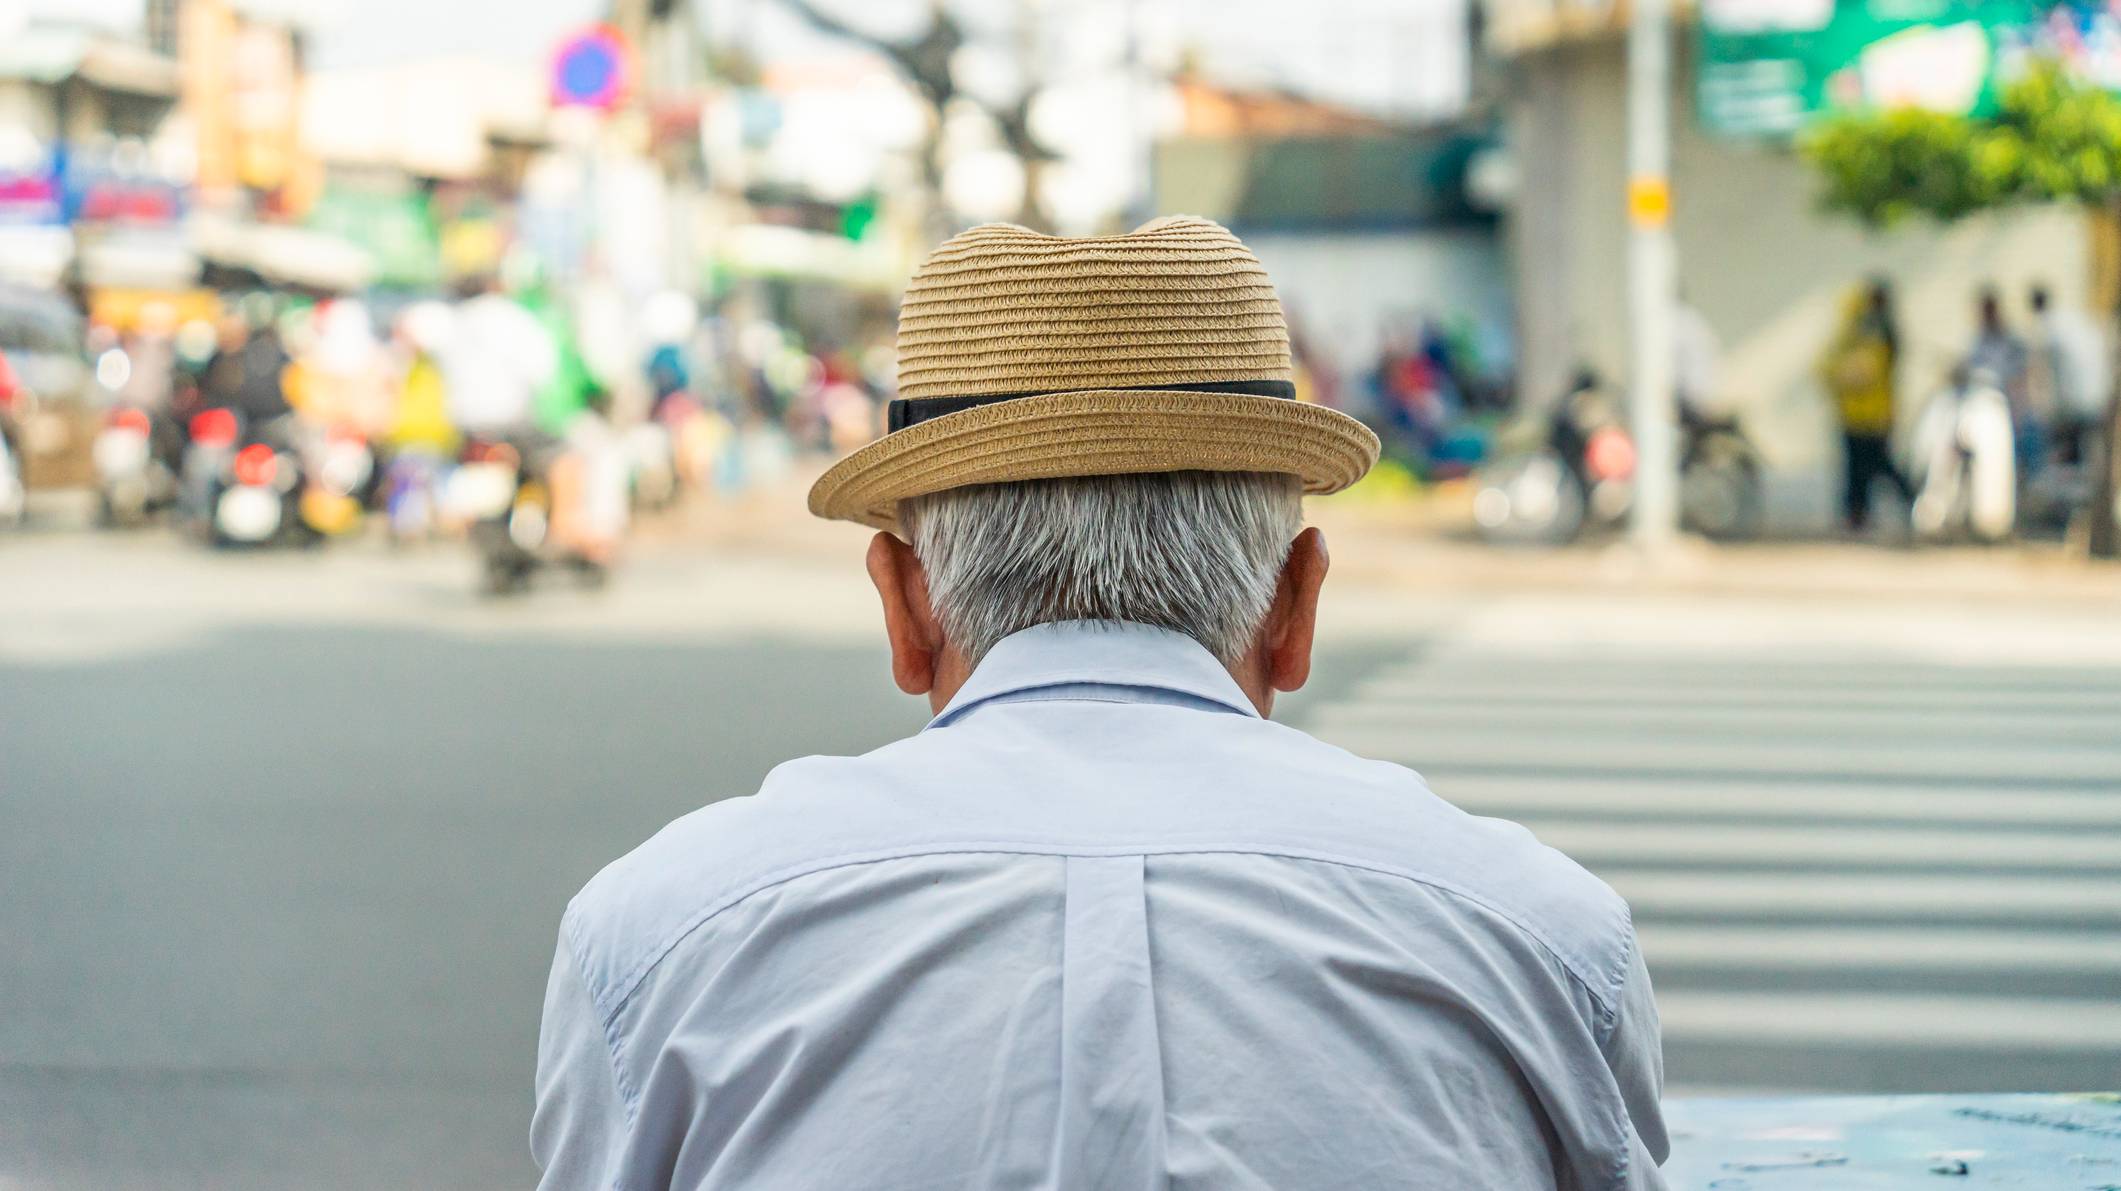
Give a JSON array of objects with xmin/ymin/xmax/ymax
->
[
  {"xmin": 377, "ymin": 302, "xmax": 459, "ymax": 542},
  {"xmin": 2028, "ymin": 283, "xmax": 2110, "ymax": 467},
  {"xmin": 385, "ymin": 302, "xmax": 459, "ymax": 458},
  {"xmin": 1674, "ymin": 297, "xmax": 1720, "ymax": 415},
  {"xmin": 642, "ymin": 289, "xmax": 697, "ymax": 420},
  {"xmin": 547, "ymin": 384, "xmax": 628, "ymax": 569},
  {"xmin": 116, "ymin": 304, "xmax": 177, "ymax": 414},
  {"xmin": 1967, "ymin": 286, "xmax": 2035, "ymax": 469},
  {"xmin": 1820, "ymin": 279, "xmax": 1913, "ymax": 532},
  {"xmin": 302, "ymin": 298, "xmax": 391, "ymax": 438},
  {"xmin": 533, "ymin": 219, "xmax": 1668, "ymax": 1191},
  {"xmin": 1288, "ymin": 315, "xmax": 1341, "ymax": 408},
  {"xmin": 117, "ymin": 304, "xmax": 184, "ymax": 465}
]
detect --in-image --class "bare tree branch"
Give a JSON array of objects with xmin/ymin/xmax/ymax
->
[
  {"xmin": 772, "ymin": 0, "xmax": 963, "ymax": 111},
  {"xmin": 765, "ymin": 0, "xmax": 1054, "ymax": 227}
]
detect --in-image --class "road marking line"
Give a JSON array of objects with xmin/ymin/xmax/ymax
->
[
  {"xmin": 1350, "ymin": 678, "xmax": 2121, "ymax": 710},
  {"xmin": 1430, "ymin": 779, "xmax": 2121, "ymax": 826},
  {"xmin": 1317, "ymin": 729, "xmax": 2121, "ymax": 784},
  {"xmin": 1609, "ymin": 871, "xmax": 2121, "ymax": 919},
  {"xmin": 1313, "ymin": 700, "xmax": 2120, "ymax": 740},
  {"xmin": 1636, "ymin": 925, "xmax": 2121, "ymax": 972},
  {"xmin": 1654, "ymin": 990, "xmax": 2121, "ymax": 1050},
  {"xmin": 1524, "ymin": 821, "xmax": 2121, "ymax": 869}
]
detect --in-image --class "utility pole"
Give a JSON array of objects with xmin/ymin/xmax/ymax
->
[
  {"xmin": 1125, "ymin": 0, "xmax": 1154, "ymax": 226},
  {"xmin": 1627, "ymin": 0, "xmax": 1679, "ymax": 552}
]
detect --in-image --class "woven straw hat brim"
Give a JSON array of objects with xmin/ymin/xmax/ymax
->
[{"xmin": 808, "ymin": 390, "xmax": 1381, "ymax": 533}]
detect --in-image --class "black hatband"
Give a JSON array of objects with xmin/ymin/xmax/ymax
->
[{"xmin": 886, "ymin": 379, "xmax": 1298, "ymax": 433}]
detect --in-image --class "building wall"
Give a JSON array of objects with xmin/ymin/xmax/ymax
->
[
  {"xmin": 1506, "ymin": 36, "xmax": 2092, "ymax": 475},
  {"xmin": 0, "ymin": 80, "xmax": 59, "ymax": 144}
]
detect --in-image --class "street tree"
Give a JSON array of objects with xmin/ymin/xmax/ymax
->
[
  {"xmin": 1803, "ymin": 62, "xmax": 2121, "ymax": 557},
  {"xmin": 768, "ymin": 0, "xmax": 1060, "ymax": 233}
]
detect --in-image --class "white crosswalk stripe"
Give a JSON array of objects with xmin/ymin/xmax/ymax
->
[
  {"xmin": 1653, "ymin": 991, "xmax": 2121, "ymax": 1051},
  {"xmin": 1635, "ymin": 925, "xmax": 2121, "ymax": 972},
  {"xmin": 1296, "ymin": 648, "xmax": 2121, "ymax": 1087},
  {"xmin": 1610, "ymin": 871, "xmax": 2121, "ymax": 921},
  {"xmin": 1411, "ymin": 777, "xmax": 2121, "ymax": 826},
  {"xmin": 1319, "ymin": 726, "xmax": 2121, "ymax": 785}
]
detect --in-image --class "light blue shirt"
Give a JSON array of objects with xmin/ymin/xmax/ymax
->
[{"xmin": 534, "ymin": 621, "xmax": 1669, "ymax": 1190}]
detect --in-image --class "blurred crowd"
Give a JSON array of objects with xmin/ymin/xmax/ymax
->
[
  {"xmin": 4, "ymin": 268, "xmax": 1520, "ymax": 570},
  {"xmin": 54, "ymin": 272, "xmax": 893, "ymax": 571},
  {"xmin": 1819, "ymin": 278, "xmax": 2109, "ymax": 542},
  {"xmin": 1291, "ymin": 312, "xmax": 1511, "ymax": 484},
  {"xmin": 21, "ymin": 263, "xmax": 2104, "ymax": 560}
]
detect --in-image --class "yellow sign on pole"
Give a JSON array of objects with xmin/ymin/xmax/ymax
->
[{"xmin": 1627, "ymin": 175, "xmax": 1672, "ymax": 228}]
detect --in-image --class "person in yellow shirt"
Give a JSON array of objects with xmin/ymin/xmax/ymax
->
[
  {"xmin": 385, "ymin": 302, "xmax": 459, "ymax": 456},
  {"xmin": 1821, "ymin": 279, "xmax": 1915, "ymax": 532}
]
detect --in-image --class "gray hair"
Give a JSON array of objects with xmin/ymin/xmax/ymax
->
[{"xmin": 901, "ymin": 470, "xmax": 1303, "ymax": 667}]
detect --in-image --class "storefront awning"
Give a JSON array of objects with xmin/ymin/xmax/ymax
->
[{"xmin": 191, "ymin": 213, "xmax": 374, "ymax": 292}]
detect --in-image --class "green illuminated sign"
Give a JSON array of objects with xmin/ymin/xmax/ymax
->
[{"xmin": 1699, "ymin": 0, "xmax": 2050, "ymax": 137}]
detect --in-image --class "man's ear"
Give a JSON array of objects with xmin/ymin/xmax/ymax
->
[
  {"xmin": 867, "ymin": 532, "xmax": 942, "ymax": 696},
  {"xmin": 1266, "ymin": 527, "xmax": 1329, "ymax": 693}
]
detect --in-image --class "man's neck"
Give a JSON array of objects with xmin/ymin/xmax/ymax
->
[{"xmin": 926, "ymin": 629, "xmax": 1275, "ymax": 719}]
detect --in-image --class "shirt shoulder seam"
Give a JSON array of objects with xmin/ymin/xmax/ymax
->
[
  {"xmin": 562, "ymin": 907, "xmax": 645, "ymax": 1125},
  {"xmin": 584, "ymin": 841, "xmax": 1627, "ymax": 1029}
]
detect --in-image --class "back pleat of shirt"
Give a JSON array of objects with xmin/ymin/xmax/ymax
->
[{"xmin": 1052, "ymin": 855, "xmax": 1168, "ymax": 1190}]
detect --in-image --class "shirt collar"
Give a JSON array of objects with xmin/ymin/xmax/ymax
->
[{"xmin": 927, "ymin": 621, "xmax": 1261, "ymax": 728}]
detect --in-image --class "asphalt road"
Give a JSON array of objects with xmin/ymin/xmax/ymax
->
[{"xmin": 2, "ymin": 533, "xmax": 2116, "ymax": 1189}]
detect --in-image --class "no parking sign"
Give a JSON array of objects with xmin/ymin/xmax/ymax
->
[{"xmin": 551, "ymin": 25, "xmax": 633, "ymax": 111}]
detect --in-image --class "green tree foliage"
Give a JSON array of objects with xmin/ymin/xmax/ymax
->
[{"xmin": 1803, "ymin": 62, "xmax": 2121, "ymax": 225}]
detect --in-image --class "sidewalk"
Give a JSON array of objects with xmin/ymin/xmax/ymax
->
[
  {"xmin": 661, "ymin": 467, "xmax": 2121, "ymax": 607},
  {"xmin": 8, "ymin": 475, "xmax": 2116, "ymax": 669}
]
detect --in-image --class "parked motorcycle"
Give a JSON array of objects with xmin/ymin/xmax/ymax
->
[
  {"xmin": 0, "ymin": 408, "xmax": 24, "ymax": 528},
  {"xmin": 1474, "ymin": 370, "xmax": 1763, "ymax": 545},
  {"xmin": 212, "ymin": 425, "xmax": 314, "ymax": 548},
  {"xmin": 92, "ymin": 406, "xmax": 181, "ymax": 527},
  {"xmin": 453, "ymin": 434, "xmax": 607, "ymax": 596},
  {"xmin": 1473, "ymin": 372, "xmax": 1634, "ymax": 545},
  {"xmin": 298, "ymin": 426, "xmax": 376, "ymax": 539},
  {"xmin": 378, "ymin": 448, "xmax": 449, "ymax": 544},
  {"xmin": 1910, "ymin": 368, "xmax": 2015, "ymax": 544},
  {"xmin": 177, "ymin": 406, "xmax": 241, "ymax": 535},
  {"xmin": 179, "ymin": 410, "xmax": 316, "ymax": 548},
  {"xmin": 0, "ymin": 358, "xmax": 25, "ymax": 528},
  {"xmin": 1677, "ymin": 404, "xmax": 1764, "ymax": 541},
  {"xmin": 625, "ymin": 419, "xmax": 680, "ymax": 512}
]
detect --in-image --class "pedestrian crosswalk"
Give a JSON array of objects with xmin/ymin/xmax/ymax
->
[{"xmin": 1295, "ymin": 650, "xmax": 2121, "ymax": 1093}]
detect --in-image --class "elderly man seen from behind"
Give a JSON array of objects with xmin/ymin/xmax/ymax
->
[{"xmin": 533, "ymin": 218, "xmax": 1670, "ymax": 1191}]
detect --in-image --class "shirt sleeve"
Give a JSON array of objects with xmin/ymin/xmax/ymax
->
[
  {"xmin": 531, "ymin": 923, "xmax": 629, "ymax": 1190},
  {"xmin": 1604, "ymin": 930, "xmax": 1671, "ymax": 1187}
]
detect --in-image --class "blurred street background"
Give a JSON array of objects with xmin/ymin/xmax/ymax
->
[{"xmin": 6, "ymin": 0, "xmax": 2121, "ymax": 1186}]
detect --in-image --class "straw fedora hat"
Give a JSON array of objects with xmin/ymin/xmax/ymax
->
[{"xmin": 807, "ymin": 216, "xmax": 1379, "ymax": 531}]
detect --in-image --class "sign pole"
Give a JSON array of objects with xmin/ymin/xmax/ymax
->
[{"xmin": 1628, "ymin": 0, "xmax": 1679, "ymax": 552}]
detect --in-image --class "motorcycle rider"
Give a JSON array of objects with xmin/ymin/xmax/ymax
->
[
  {"xmin": 203, "ymin": 300, "xmax": 295, "ymax": 426},
  {"xmin": 442, "ymin": 276, "xmax": 558, "ymax": 446},
  {"xmin": 180, "ymin": 301, "xmax": 296, "ymax": 532}
]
